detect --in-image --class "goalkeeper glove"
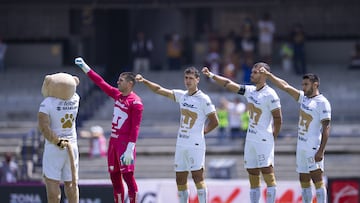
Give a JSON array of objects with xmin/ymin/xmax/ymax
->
[
  {"xmin": 74, "ymin": 57, "xmax": 91, "ymax": 73},
  {"xmin": 120, "ymin": 142, "xmax": 135, "ymax": 165}
]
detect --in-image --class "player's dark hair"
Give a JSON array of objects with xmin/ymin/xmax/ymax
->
[
  {"xmin": 184, "ymin": 67, "xmax": 200, "ymax": 78},
  {"xmin": 253, "ymin": 62, "xmax": 271, "ymax": 72},
  {"xmin": 121, "ymin": 72, "xmax": 136, "ymax": 85},
  {"xmin": 303, "ymin": 73, "xmax": 320, "ymax": 86}
]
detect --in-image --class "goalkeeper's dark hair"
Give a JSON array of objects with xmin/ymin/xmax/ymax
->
[{"xmin": 184, "ymin": 67, "xmax": 200, "ymax": 78}]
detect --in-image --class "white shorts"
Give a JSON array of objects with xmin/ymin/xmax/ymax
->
[
  {"xmin": 42, "ymin": 143, "xmax": 79, "ymax": 182},
  {"xmin": 296, "ymin": 147, "xmax": 324, "ymax": 173},
  {"xmin": 244, "ymin": 139, "xmax": 274, "ymax": 169},
  {"xmin": 174, "ymin": 145, "xmax": 205, "ymax": 172}
]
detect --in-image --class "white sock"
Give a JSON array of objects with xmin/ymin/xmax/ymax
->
[
  {"xmin": 197, "ymin": 188, "xmax": 207, "ymax": 203},
  {"xmin": 250, "ymin": 187, "xmax": 261, "ymax": 203},
  {"xmin": 178, "ymin": 190, "xmax": 189, "ymax": 203},
  {"xmin": 302, "ymin": 187, "xmax": 312, "ymax": 203},
  {"xmin": 266, "ymin": 186, "xmax": 276, "ymax": 203},
  {"xmin": 316, "ymin": 187, "xmax": 327, "ymax": 203}
]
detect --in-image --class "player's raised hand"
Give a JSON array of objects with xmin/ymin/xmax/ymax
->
[
  {"xmin": 201, "ymin": 67, "xmax": 210, "ymax": 75},
  {"xmin": 74, "ymin": 57, "xmax": 85, "ymax": 67},
  {"xmin": 259, "ymin": 66, "xmax": 270, "ymax": 76},
  {"xmin": 74, "ymin": 57, "xmax": 91, "ymax": 73},
  {"xmin": 202, "ymin": 67, "xmax": 214, "ymax": 78},
  {"xmin": 135, "ymin": 74, "xmax": 144, "ymax": 82}
]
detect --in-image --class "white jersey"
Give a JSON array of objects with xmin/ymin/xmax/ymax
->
[
  {"xmin": 241, "ymin": 85, "xmax": 281, "ymax": 143},
  {"xmin": 39, "ymin": 93, "xmax": 80, "ymax": 144},
  {"xmin": 173, "ymin": 89, "xmax": 216, "ymax": 149},
  {"xmin": 296, "ymin": 91, "xmax": 331, "ymax": 149}
]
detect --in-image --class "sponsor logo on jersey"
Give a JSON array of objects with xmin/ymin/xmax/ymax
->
[
  {"xmin": 248, "ymin": 128, "xmax": 257, "ymax": 134},
  {"xmin": 298, "ymin": 136, "xmax": 307, "ymax": 142},
  {"xmin": 248, "ymin": 96, "xmax": 260, "ymax": 105},
  {"xmin": 179, "ymin": 134, "xmax": 189, "ymax": 139},
  {"xmin": 301, "ymin": 103, "xmax": 312, "ymax": 111},
  {"xmin": 62, "ymin": 106, "xmax": 78, "ymax": 110},
  {"xmin": 182, "ymin": 102, "xmax": 196, "ymax": 109}
]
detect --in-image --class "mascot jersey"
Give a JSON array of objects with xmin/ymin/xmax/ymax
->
[
  {"xmin": 39, "ymin": 93, "xmax": 80, "ymax": 144},
  {"xmin": 87, "ymin": 70, "xmax": 143, "ymax": 143}
]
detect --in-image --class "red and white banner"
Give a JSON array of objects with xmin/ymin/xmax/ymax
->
[
  {"xmin": 81, "ymin": 179, "xmax": 317, "ymax": 203},
  {"xmin": 141, "ymin": 179, "xmax": 315, "ymax": 203}
]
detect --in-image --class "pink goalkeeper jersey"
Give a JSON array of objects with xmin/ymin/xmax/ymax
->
[{"xmin": 87, "ymin": 70, "xmax": 143, "ymax": 142}]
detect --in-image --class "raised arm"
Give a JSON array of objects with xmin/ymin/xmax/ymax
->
[
  {"xmin": 135, "ymin": 74, "xmax": 175, "ymax": 100},
  {"xmin": 260, "ymin": 67, "xmax": 300, "ymax": 101},
  {"xmin": 202, "ymin": 67, "xmax": 241, "ymax": 93}
]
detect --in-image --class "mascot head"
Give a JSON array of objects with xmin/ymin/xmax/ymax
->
[{"xmin": 41, "ymin": 72, "xmax": 80, "ymax": 100}]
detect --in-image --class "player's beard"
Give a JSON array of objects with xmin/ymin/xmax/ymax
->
[{"xmin": 304, "ymin": 87, "xmax": 314, "ymax": 97}]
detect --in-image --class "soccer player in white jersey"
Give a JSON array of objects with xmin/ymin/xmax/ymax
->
[
  {"xmin": 261, "ymin": 69, "xmax": 331, "ymax": 203},
  {"xmin": 202, "ymin": 62, "xmax": 282, "ymax": 203},
  {"xmin": 136, "ymin": 67, "xmax": 219, "ymax": 203},
  {"xmin": 38, "ymin": 74, "xmax": 80, "ymax": 203}
]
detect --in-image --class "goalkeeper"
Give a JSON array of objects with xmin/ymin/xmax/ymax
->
[{"xmin": 75, "ymin": 57, "xmax": 143, "ymax": 203}]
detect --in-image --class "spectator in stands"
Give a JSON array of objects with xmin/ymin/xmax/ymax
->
[
  {"xmin": 241, "ymin": 56, "xmax": 253, "ymax": 85},
  {"xmin": 291, "ymin": 23, "xmax": 307, "ymax": 75},
  {"xmin": 222, "ymin": 30, "xmax": 237, "ymax": 62},
  {"xmin": 202, "ymin": 62, "xmax": 282, "ymax": 203},
  {"xmin": 240, "ymin": 19, "xmax": 256, "ymax": 62},
  {"xmin": 0, "ymin": 152, "xmax": 19, "ymax": 183},
  {"xmin": 280, "ymin": 39, "xmax": 294, "ymax": 73},
  {"xmin": 135, "ymin": 67, "xmax": 219, "ymax": 203},
  {"xmin": 221, "ymin": 97, "xmax": 246, "ymax": 140},
  {"xmin": 131, "ymin": 31, "xmax": 153, "ymax": 73},
  {"xmin": 80, "ymin": 125, "xmax": 107, "ymax": 158},
  {"xmin": 166, "ymin": 33, "xmax": 183, "ymax": 70},
  {"xmin": 0, "ymin": 37, "xmax": 7, "ymax": 73},
  {"xmin": 349, "ymin": 41, "xmax": 360, "ymax": 69},
  {"xmin": 257, "ymin": 13, "xmax": 275, "ymax": 64},
  {"xmin": 75, "ymin": 57, "xmax": 143, "ymax": 203},
  {"xmin": 216, "ymin": 99, "xmax": 229, "ymax": 144},
  {"xmin": 261, "ymin": 69, "xmax": 331, "ymax": 203}
]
